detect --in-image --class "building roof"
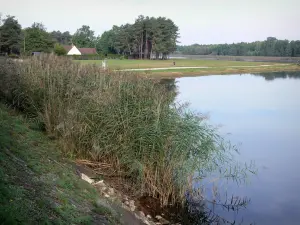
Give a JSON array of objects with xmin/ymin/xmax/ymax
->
[
  {"xmin": 63, "ymin": 45, "xmax": 97, "ymax": 55},
  {"xmin": 32, "ymin": 52, "xmax": 41, "ymax": 56},
  {"xmin": 78, "ymin": 48, "xmax": 97, "ymax": 55}
]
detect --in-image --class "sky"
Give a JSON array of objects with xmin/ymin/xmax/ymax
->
[{"xmin": 0, "ymin": 0, "xmax": 299, "ymax": 45}]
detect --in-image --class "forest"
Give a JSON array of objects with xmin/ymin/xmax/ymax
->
[
  {"xmin": 0, "ymin": 14, "xmax": 179, "ymax": 59},
  {"xmin": 96, "ymin": 15, "xmax": 179, "ymax": 59},
  {"xmin": 1, "ymin": 13, "xmax": 300, "ymax": 58},
  {"xmin": 177, "ymin": 37, "xmax": 300, "ymax": 57}
]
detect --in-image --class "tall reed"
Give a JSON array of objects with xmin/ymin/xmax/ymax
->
[{"xmin": 0, "ymin": 55, "xmax": 248, "ymax": 206}]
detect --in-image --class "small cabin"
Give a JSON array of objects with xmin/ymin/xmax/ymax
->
[{"xmin": 32, "ymin": 52, "xmax": 41, "ymax": 56}]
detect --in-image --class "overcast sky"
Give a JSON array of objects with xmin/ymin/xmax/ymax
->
[{"xmin": 0, "ymin": 0, "xmax": 299, "ymax": 45}]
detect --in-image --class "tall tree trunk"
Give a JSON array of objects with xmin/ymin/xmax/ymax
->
[
  {"xmin": 126, "ymin": 36, "xmax": 132, "ymax": 55},
  {"xmin": 144, "ymin": 31, "xmax": 148, "ymax": 59},
  {"xmin": 127, "ymin": 43, "xmax": 132, "ymax": 55},
  {"xmin": 150, "ymin": 41, "xmax": 153, "ymax": 60},
  {"xmin": 140, "ymin": 34, "xmax": 143, "ymax": 59}
]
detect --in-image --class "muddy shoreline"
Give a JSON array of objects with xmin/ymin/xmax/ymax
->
[{"xmin": 75, "ymin": 162, "xmax": 202, "ymax": 225}]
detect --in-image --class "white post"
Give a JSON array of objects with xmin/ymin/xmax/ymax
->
[{"xmin": 102, "ymin": 59, "xmax": 107, "ymax": 69}]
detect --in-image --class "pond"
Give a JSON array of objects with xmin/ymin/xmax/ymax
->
[{"xmin": 176, "ymin": 72, "xmax": 300, "ymax": 225}]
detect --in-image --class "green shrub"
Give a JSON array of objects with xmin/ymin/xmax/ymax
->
[
  {"xmin": 8, "ymin": 54, "xmax": 20, "ymax": 59},
  {"xmin": 54, "ymin": 43, "xmax": 67, "ymax": 56}
]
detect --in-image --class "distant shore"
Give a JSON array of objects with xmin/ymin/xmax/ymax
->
[
  {"xmin": 169, "ymin": 54, "xmax": 300, "ymax": 63},
  {"xmin": 140, "ymin": 64, "xmax": 300, "ymax": 78}
]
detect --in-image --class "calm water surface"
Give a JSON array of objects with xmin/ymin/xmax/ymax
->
[{"xmin": 176, "ymin": 72, "xmax": 300, "ymax": 225}]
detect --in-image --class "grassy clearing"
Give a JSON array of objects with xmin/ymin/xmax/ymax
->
[
  {"xmin": 76, "ymin": 59, "xmax": 300, "ymax": 76},
  {"xmin": 0, "ymin": 104, "xmax": 118, "ymax": 225},
  {"xmin": 0, "ymin": 55, "xmax": 252, "ymax": 208},
  {"xmin": 76, "ymin": 59, "xmax": 278, "ymax": 69}
]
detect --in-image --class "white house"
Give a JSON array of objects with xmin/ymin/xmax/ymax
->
[
  {"xmin": 67, "ymin": 45, "xmax": 81, "ymax": 55},
  {"xmin": 63, "ymin": 45, "xmax": 97, "ymax": 55}
]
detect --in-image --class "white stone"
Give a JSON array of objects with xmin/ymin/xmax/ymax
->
[
  {"xmin": 129, "ymin": 200, "xmax": 136, "ymax": 211},
  {"xmin": 104, "ymin": 194, "xmax": 110, "ymax": 198},
  {"xmin": 94, "ymin": 180, "xmax": 104, "ymax": 185},
  {"xmin": 155, "ymin": 215, "xmax": 170, "ymax": 225},
  {"xmin": 108, "ymin": 188, "xmax": 115, "ymax": 195},
  {"xmin": 143, "ymin": 220, "xmax": 150, "ymax": 225},
  {"xmin": 130, "ymin": 205, "xmax": 136, "ymax": 211},
  {"xmin": 81, "ymin": 173, "xmax": 94, "ymax": 184},
  {"xmin": 147, "ymin": 215, "xmax": 152, "ymax": 219},
  {"xmin": 155, "ymin": 216, "xmax": 163, "ymax": 220},
  {"xmin": 160, "ymin": 218, "xmax": 170, "ymax": 225},
  {"xmin": 139, "ymin": 211, "xmax": 145, "ymax": 217},
  {"xmin": 129, "ymin": 200, "xmax": 135, "ymax": 205}
]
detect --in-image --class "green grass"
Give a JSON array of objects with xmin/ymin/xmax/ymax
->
[
  {"xmin": 0, "ymin": 104, "xmax": 118, "ymax": 225},
  {"xmin": 76, "ymin": 59, "xmax": 279, "ymax": 69},
  {"xmin": 76, "ymin": 59, "xmax": 300, "ymax": 77}
]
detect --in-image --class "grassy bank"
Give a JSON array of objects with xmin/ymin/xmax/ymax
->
[
  {"xmin": 144, "ymin": 64, "xmax": 300, "ymax": 78},
  {"xmin": 0, "ymin": 104, "xmax": 118, "ymax": 224},
  {"xmin": 0, "ymin": 55, "xmax": 250, "ymax": 208}
]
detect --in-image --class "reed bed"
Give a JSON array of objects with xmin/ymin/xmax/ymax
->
[{"xmin": 0, "ymin": 54, "xmax": 247, "ymax": 206}]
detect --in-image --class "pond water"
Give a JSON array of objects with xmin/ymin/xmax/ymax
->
[{"xmin": 176, "ymin": 72, "xmax": 300, "ymax": 225}]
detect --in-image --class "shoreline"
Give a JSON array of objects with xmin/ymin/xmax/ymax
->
[
  {"xmin": 76, "ymin": 162, "xmax": 183, "ymax": 225},
  {"xmin": 139, "ymin": 65, "xmax": 300, "ymax": 78},
  {"xmin": 118, "ymin": 64, "xmax": 289, "ymax": 71}
]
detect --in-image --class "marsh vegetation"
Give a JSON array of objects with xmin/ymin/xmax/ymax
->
[{"xmin": 0, "ymin": 55, "xmax": 255, "ymax": 224}]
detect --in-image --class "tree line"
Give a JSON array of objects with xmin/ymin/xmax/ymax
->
[
  {"xmin": 96, "ymin": 15, "xmax": 179, "ymax": 59},
  {"xmin": 1, "ymin": 13, "xmax": 300, "ymax": 58},
  {"xmin": 177, "ymin": 37, "xmax": 300, "ymax": 57},
  {"xmin": 0, "ymin": 14, "xmax": 92, "ymax": 55},
  {"xmin": 0, "ymin": 14, "xmax": 179, "ymax": 59}
]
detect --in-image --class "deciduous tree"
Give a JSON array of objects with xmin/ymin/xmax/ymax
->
[
  {"xmin": 72, "ymin": 25, "xmax": 96, "ymax": 48},
  {"xmin": 24, "ymin": 23, "xmax": 54, "ymax": 53},
  {"xmin": 51, "ymin": 31, "xmax": 72, "ymax": 45},
  {"xmin": 0, "ymin": 16, "xmax": 22, "ymax": 54}
]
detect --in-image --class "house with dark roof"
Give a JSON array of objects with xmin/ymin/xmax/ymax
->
[{"xmin": 63, "ymin": 45, "xmax": 97, "ymax": 55}]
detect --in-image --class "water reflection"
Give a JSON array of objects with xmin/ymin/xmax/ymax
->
[
  {"xmin": 158, "ymin": 77, "xmax": 254, "ymax": 224},
  {"xmin": 254, "ymin": 71, "xmax": 300, "ymax": 81},
  {"xmin": 183, "ymin": 194, "xmax": 252, "ymax": 225},
  {"xmin": 176, "ymin": 72, "xmax": 300, "ymax": 225}
]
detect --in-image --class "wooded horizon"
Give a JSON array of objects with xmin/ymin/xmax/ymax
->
[{"xmin": 1, "ymin": 13, "xmax": 300, "ymax": 58}]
